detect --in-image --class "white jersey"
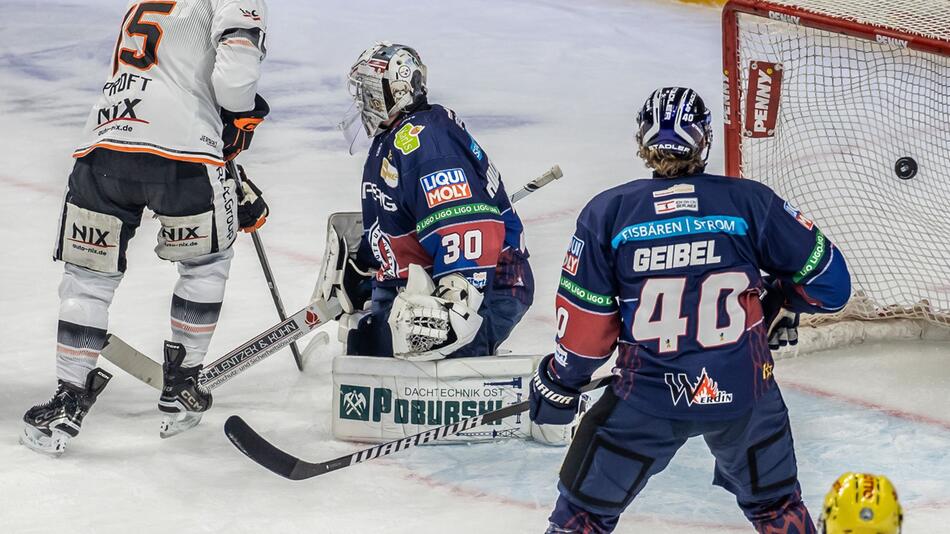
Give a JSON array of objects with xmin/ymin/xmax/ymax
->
[{"xmin": 73, "ymin": 0, "xmax": 268, "ymax": 167}]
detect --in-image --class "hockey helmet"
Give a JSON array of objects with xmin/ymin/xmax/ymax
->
[
  {"xmin": 347, "ymin": 42, "xmax": 427, "ymax": 137},
  {"xmin": 819, "ymin": 472, "xmax": 903, "ymax": 534},
  {"xmin": 636, "ymin": 87, "xmax": 712, "ymax": 162}
]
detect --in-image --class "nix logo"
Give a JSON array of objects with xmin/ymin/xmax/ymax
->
[
  {"xmin": 96, "ymin": 98, "xmax": 143, "ymax": 126},
  {"xmin": 665, "ymin": 368, "xmax": 734, "ymax": 407},
  {"xmin": 70, "ymin": 224, "xmax": 113, "ymax": 248},
  {"xmin": 161, "ymin": 226, "xmax": 204, "ymax": 243}
]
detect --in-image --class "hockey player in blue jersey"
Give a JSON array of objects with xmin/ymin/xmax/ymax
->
[
  {"xmin": 529, "ymin": 87, "xmax": 851, "ymax": 533},
  {"xmin": 326, "ymin": 42, "xmax": 533, "ymax": 360}
]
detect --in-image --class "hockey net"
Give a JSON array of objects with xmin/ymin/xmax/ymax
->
[{"xmin": 722, "ymin": 0, "xmax": 950, "ymax": 353}]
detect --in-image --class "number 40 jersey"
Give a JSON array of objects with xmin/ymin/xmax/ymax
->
[
  {"xmin": 553, "ymin": 174, "xmax": 851, "ymax": 420},
  {"xmin": 73, "ymin": 0, "xmax": 268, "ymax": 166}
]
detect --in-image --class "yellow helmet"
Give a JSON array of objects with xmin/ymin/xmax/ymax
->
[{"xmin": 819, "ymin": 473, "xmax": 903, "ymax": 534}]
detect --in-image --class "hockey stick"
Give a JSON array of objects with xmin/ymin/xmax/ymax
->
[
  {"xmin": 101, "ymin": 299, "xmax": 341, "ymax": 391},
  {"xmin": 227, "ymin": 160, "xmax": 305, "ymax": 371},
  {"xmin": 100, "ymin": 164, "xmax": 563, "ymax": 389},
  {"xmin": 225, "ymin": 375, "xmax": 612, "ymax": 480},
  {"xmin": 510, "ymin": 164, "xmax": 562, "ymax": 203}
]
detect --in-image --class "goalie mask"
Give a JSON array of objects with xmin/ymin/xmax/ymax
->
[
  {"xmin": 346, "ymin": 42, "xmax": 428, "ymax": 139},
  {"xmin": 636, "ymin": 87, "xmax": 712, "ymax": 163}
]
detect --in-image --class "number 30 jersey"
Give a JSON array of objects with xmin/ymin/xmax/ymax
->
[
  {"xmin": 358, "ymin": 103, "xmax": 528, "ymax": 293},
  {"xmin": 73, "ymin": 0, "xmax": 268, "ymax": 166},
  {"xmin": 553, "ymin": 174, "xmax": 851, "ymax": 420}
]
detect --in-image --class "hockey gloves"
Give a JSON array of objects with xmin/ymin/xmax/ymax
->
[
  {"xmin": 235, "ymin": 165, "xmax": 269, "ymax": 232},
  {"xmin": 221, "ymin": 94, "xmax": 269, "ymax": 161},
  {"xmin": 761, "ymin": 277, "xmax": 800, "ymax": 350},
  {"xmin": 768, "ymin": 310, "xmax": 800, "ymax": 350},
  {"xmin": 530, "ymin": 354, "xmax": 582, "ymax": 426}
]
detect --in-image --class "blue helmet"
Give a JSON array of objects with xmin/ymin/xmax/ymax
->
[{"xmin": 636, "ymin": 87, "xmax": 712, "ymax": 162}]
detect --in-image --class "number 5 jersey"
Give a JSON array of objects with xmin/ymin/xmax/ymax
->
[
  {"xmin": 73, "ymin": 0, "xmax": 268, "ymax": 166},
  {"xmin": 553, "ymin": 174, "xmax": 851, "ymax": 419}
]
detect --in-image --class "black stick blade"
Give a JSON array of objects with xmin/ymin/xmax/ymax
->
[{"xmin": 225, "ymin": 415, "xmax": 302, "ymax": 480}]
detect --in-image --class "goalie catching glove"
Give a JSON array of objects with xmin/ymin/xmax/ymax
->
[
  {"xmin": 388, "ymin": 264, "xmax": 484, "ymax": 361},
  {"xmin": 221, "ymin": 94, "xmax": 269, "ymax": 161},
  {"xmin": 233, "ymin": 165, "xmax": 269, "ymax": 232}
]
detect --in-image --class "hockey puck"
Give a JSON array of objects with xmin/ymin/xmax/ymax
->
[{"xmin": 895, "ymin": 157, "xmax": 917, "ymax": 180}]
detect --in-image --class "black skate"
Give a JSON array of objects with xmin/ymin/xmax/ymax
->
[
  {"xmin": 21, "ymin": 368, "xmax": 112, "ymax": 456},
  {"xmin": 158, "ymin": 340, "xmax": 212, "ymax": 438}
]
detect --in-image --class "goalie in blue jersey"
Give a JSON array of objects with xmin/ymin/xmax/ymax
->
[{"xmin": 529, "ymin": 87, "xmax": 851, "ymax": 533}]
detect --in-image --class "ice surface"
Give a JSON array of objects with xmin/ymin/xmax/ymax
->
[{"xmin": 1, "ymin": 1, "xmax": 947, "ymax": 532}]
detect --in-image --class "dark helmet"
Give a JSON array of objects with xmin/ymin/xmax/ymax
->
[{"xmin": 636, "ymin": 87, "xmax": 712, "ymax": 163}]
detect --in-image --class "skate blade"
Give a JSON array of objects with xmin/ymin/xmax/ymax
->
[
  {"xmin": 159, "ymin": 412, "xmax": 203, "ymax": 439},
  {"xmin": 19, "ymin": 426, "xmax": 68, "ymax": 457}
]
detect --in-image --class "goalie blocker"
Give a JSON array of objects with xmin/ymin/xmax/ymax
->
[{"xmin": 332, "ymin": 354, "xmax": 586, "ymax": 446}]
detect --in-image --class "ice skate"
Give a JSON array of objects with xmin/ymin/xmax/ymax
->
[
  {"xmin": 158, "ymin": 341, "xmax": 212, "ymax": 438},
  {"xmin": 21, "ymin": 369, "xmax": 112, "ymax": 456}
]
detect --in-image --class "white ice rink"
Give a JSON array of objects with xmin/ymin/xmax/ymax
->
[{"xmin": 1, "ymin": 0, "xmax": 948, "ymax": 532}]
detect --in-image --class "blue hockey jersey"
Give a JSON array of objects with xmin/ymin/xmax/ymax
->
[
  {"xmin": 358, "ymin": 103, "xmax": 529, "ymax": 294},
  {"xmin": 553, "ymin": 173, "xmax": 850, "ymax": 419}
]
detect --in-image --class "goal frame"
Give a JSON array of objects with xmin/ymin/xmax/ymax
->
[{"xmin": 721, "ymin": 0, "xmax": 950, "ymax": 177}]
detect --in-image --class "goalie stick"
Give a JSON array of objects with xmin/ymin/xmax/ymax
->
[
  {"xmin": 224, "ymin": 375, "xmax": 612, "ymax": 480},
  {"xmin": 100, "ymin": 165, "xmax": 564, "ymax": 390}
]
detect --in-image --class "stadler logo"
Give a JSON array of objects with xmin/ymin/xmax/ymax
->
[{"xmin": 420, "ymin": 168, "xmax": 472, "ymax": 208}]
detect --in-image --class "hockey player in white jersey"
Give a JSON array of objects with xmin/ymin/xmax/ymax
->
[{"xmin": 21, "ymin": 0, "xmax": 271, "ymax": 455}]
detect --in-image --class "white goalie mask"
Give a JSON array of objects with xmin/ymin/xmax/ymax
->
[{"xmin": 345, "ymin": 42, "xmax": 428, "ymax": 140}]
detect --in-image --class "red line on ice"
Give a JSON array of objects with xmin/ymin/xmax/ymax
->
[{"xmin": 780, "ymin": 378, "xmax": 950, "ymax": 432}]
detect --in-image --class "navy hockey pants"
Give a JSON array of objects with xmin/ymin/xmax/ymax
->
[{"xmin": 549, "ymin": 385, "xmax": 815, "ymax": 533}]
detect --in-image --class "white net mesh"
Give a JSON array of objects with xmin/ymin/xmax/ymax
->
[
  {"xmin": 763, "ymin": 0, "xmax": 950, "ymax": 43},
  {"xmin": 732, "ymin": 7, "xmax": 950, "ymax": 327}
]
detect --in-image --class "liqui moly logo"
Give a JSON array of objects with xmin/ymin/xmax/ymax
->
[
  {"xmin": 744, "ymin": 61, "xmax": 783, "ymax": 138},
  {"xmin": 420, "ymin": 168, "xmax": 472, "ymax": 208},
  {"xmin": 562, "ymin": 236, "xmax": 584, "ymax": 276}
]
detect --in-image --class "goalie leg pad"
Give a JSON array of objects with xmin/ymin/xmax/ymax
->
[
  {"xmin": 332, "ymin": 354, "xmax": 545, "ymax": 444},
  {"xmin": 312, "ymin": 212, "xmax": 369, "ymax": 314}
]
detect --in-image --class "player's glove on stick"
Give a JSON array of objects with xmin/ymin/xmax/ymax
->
[
  {"xmin": 221, "ymin": 94, "xmax": 269, "ymax": 161},
  {"xmin": 236, "ymin": 165, "xmax": 269, "ymax": 232},
  {"xmin": 530, "ymin": 354, "xmax": 583, "ymax": 426}
]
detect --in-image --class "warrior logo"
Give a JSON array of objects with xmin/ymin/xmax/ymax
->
[
  {"xmin": 369, "ymin": 220, "xmax": 398, "ymax": 281},
  {"xmin": 665, "ymin": 367, "xmax": 734, "ymax": 407}
]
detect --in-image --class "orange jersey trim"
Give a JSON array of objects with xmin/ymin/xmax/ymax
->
[{"xmin": 73, "ymin": 143, "xmax": 224, "ymax": 167}]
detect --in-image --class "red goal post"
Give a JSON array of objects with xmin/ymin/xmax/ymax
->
[{"xmin": 721, "ymin": 0, "xmax": 950, "ymax": 351}]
